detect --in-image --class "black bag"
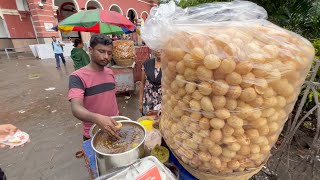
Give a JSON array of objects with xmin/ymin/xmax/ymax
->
[{"xmin": 0, "ymin": 168, "xmax": 6, "ymax": 180}]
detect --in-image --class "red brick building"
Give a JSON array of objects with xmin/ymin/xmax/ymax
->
[{"xmin": 0, "ymin": 0, "xmax": 157, "ymax": 50}]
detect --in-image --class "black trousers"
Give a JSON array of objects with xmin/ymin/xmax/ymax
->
[
  {"xmin": 0, "ymin": 168, "xmax": 6, "ymax": 180},
  {"xmin": 83, "ymin": 136, "xmax": 90, "ymax": 141}
]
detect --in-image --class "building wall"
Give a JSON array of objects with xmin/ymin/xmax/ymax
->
[
  {"xmin": 12, "ymin": 38, "xmax": 38, "ymax": 52},
  {"xmin": 0, "ymin": 0, "xmax": 156, "ymax": 47},
  {"xmin": 74, "ymin": 0, "xmax": 154, "ymax": 18},
  {"xmin": 0, "ymin": 1, "xmax": 37, "ymax": 50},
  {"xmin": 76, "ymin": 0, "xmax": 87, "ymax": 9},
  {"xmin": 0, "ymin": 39, "xmax": 14, "ymax": 50},
  {"xmin": 113, "ymin": 0, "xmax": 153, "ymax": 17},
  {"xmin": 3, "ymin": 14, "xmax": 35, "ymax": 38},
  {"xmin": 0, "ymin": 0, "xmax": 18, "ymax": 9},
  {"xmin": 27, "ymin": 0, "xmax": 59, "ymax": 40}
]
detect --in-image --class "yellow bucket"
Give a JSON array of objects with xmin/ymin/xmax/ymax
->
[{"xmin": 137, "ymin": 116, "xmax": 154, "ymax": 132}]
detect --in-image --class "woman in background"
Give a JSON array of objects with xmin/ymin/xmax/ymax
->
[
  {"xmin": 71, "ymin": 39, "xmax": 90, "ymax": 70},
  {"xmin": 139, "ymin": 50, "xmax": 162, "ymax": 115}
]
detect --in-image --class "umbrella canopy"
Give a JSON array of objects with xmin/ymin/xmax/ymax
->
[
  {"xmin": 57, "ymin": 23, "xmax": 124, "ymax": 35},
  {"xmin": 52, "ymin": 23, "xmax": 136, "ymax": 35},
  {"xmin": 59, "ymin": 9, "xmax": 135, "ymax": 31}
]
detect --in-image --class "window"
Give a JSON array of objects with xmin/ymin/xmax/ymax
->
[{"xmin": 16, "ymin": 0, "xmax": 30, "ymax": 11}]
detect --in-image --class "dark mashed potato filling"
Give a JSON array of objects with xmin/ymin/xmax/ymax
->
[{"xmin": 94, "ymin": 123, "xmax": 144, "ymax": 154}]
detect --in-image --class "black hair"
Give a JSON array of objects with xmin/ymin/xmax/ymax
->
[
  {"xmin": 90, "ymin": 34, "xmax": 112, "ymax": 48},
  {"xmin": 51, "ymin": 36, "xmax": 56, "ymax": 38},
  {"xmin": 73, "ymin": 39, "xmax": 82, "ymax": 47}
]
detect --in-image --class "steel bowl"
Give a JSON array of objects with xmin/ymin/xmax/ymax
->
[
  {"xmin": 89, "ymin": 116, "xmax": 132, "ymax": 138},
  {"xmin": 91, "ymin": 120, "xmax": 146, "ymax": 176}
]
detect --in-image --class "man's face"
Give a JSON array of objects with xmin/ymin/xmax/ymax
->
[
  {"xmin": 78, "ymin": 42, "xmax": 84, "ymax": 48},
  {"xmin": 52, "ymin": 37, "xmax": 56, "ymax": 42},
  {"xmin": 89, "ymin": 44, "xmax": 113, "ymax": 67}
]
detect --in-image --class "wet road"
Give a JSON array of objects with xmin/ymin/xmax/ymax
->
[{"xmin": 0, "ymin": 57, "xmax": 141, "ymax": 180}]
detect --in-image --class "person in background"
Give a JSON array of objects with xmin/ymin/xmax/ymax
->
[
  {"xmin": 122, "ymin": 34, "xmax": 129, "ymax": 40},
  {"xmin": 71, "ymin": 39, "xmax": 90, "ymax": 70},
  {"xmin": 0, "ymin": 124, "xmax": 18, "ymax": 148},
  {"xmin": 52, "ymin": 36, "xmax": 66, "ymax": 68},
  {"xmin": 0, "ymin": 124, "xmax": 30, "ymax": 149},
  {"xmin": 68, "ymin": 34, "xmax": 120, "ymax": 141},
  {"xmin": 112, "ymin": 35, "xmax": 118, "ymax": 41},
  {"xmin": 0, "ymin": 168, "xmax": 5, "ymax": 180},
  {"xmin": 139, "ymin": 50, "xmax": 162, "ymax": 115},
  {"xmin": 0, "ymin": 124, "xmax": 18, "ymax": 180}
]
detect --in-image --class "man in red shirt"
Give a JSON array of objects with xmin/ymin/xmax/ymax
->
[{"xmin": 68, "ymin": 34, "xmax": 120, "ymax": 140}]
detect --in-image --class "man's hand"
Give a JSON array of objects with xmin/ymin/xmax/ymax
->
[
  {"xmin": 0, "ymin": 124, "xmax": 30, "ymax": 149},
  {"xmin": 70, "ymin": 98, "xmax": 121, "ymax": 139},
  {"xmin": 0, "ymin": 124, "xmax": 17, "ymax": 136},
  {"xmin": 95, "ymin": 115, "xmax": 121, "ymax": 139}
]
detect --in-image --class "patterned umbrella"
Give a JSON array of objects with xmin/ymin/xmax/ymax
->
[
  {"xmin": 58, "ymin": 9, "xmax": 135, "ymax": 32},
  {"xmin": 55, "ymin": 24, "xmax": 120, "ymax": 35}
]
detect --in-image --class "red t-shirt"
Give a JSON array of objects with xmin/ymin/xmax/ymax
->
[{"xmin": 68, "ymin": 67, "xmax": 119, "ymax": 138}]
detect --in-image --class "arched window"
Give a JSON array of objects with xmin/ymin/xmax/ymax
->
[
  {"xmin": 109, "ymin": 4, "xmax": 123, "ymax": 14},
  {"xmin": 141, "ymin": 11, "xmax": 148, "ymax": 21},
  {"xmin": 86, "ymin": 0, "xmax": 103, "ymax": 10},
  {"xmin": 127, "ymin": 9, "xmax": 138, "ymax": 23},
  {"xmin": 59, "ymin": 2, "xmax": 77, "ymax": 20}
]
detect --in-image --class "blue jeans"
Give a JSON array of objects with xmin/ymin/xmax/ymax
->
[{"xmin": 54, "ymin": 53, "xmax": 66, "ymax": 67}]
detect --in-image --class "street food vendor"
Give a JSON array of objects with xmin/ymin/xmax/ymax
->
[{"xmin": 68, "ymin": 34, "xmax": 120, "ymax": 141}]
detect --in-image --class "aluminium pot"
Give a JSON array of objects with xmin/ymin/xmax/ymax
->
[
  {"xmin": 91, "ymin": 120, "xmax": 146, "ymax": 176},
  {"xmin": 89, "ymin": 116, "xmax": 132, "ymax": 138}
]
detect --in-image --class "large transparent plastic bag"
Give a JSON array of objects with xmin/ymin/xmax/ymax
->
[{"xmin": 141, "ymin": 1, "xmax": 315, "ymax": 177}]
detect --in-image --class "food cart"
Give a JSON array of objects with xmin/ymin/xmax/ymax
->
[
  {"xmin": 110, "ymin": 64, "xmax": 135, "ymax": 93},
  {"xmin": 111, "ymin": 41, "xmax": 150, "ymax": 94},
  {"xmin": 110, "ymin": 46, "xmax": 151, "ymax": 94},
  {"xmin": 80, "ymin": 111, "xmax": 195, "ymax": 180},
  {"xmin": 81, "ymin": 139, "xmax": 197, "ymax": 180}
]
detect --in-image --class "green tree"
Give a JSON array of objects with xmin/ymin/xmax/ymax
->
[
  {"xmin": 250, "ymin": 0, "xmax": 320, "ymax": 39},
  {"xmin": 158, "ymin": 0, "xmax": 179, "ymax": 5},
  {"xmin": 179, "ymin": 0, "xmax": 228, "ymax": 8}
]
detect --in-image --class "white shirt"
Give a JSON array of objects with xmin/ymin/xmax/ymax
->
[{"xmin": 52, "ymin": 41, "xmax": 63, "ymax": 54}]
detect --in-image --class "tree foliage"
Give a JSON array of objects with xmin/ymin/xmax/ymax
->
[
  {"xmin": 178, "ymin": 0, "xmax": 227, "ymax": 8},
  {"xmin": 250, "ymin": 0, "xmax": 320, "ymax": 39}
]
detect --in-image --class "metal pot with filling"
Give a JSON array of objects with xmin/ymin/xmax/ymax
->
[{"xmin": 93, "ymin": 121, "xmax": 145, "ymax": 154}]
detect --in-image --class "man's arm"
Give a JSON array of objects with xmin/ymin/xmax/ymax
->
[
  {"xmin": 58, "ymin": 41, "xmax": 65, "ymax": 46},
  {"xmin": 71, "ymin": 98, "xmax": 120, "ymax": 139},
  {"xmin": 71, "ymin": 98, "xmax": 99, "ymax": 123}
]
